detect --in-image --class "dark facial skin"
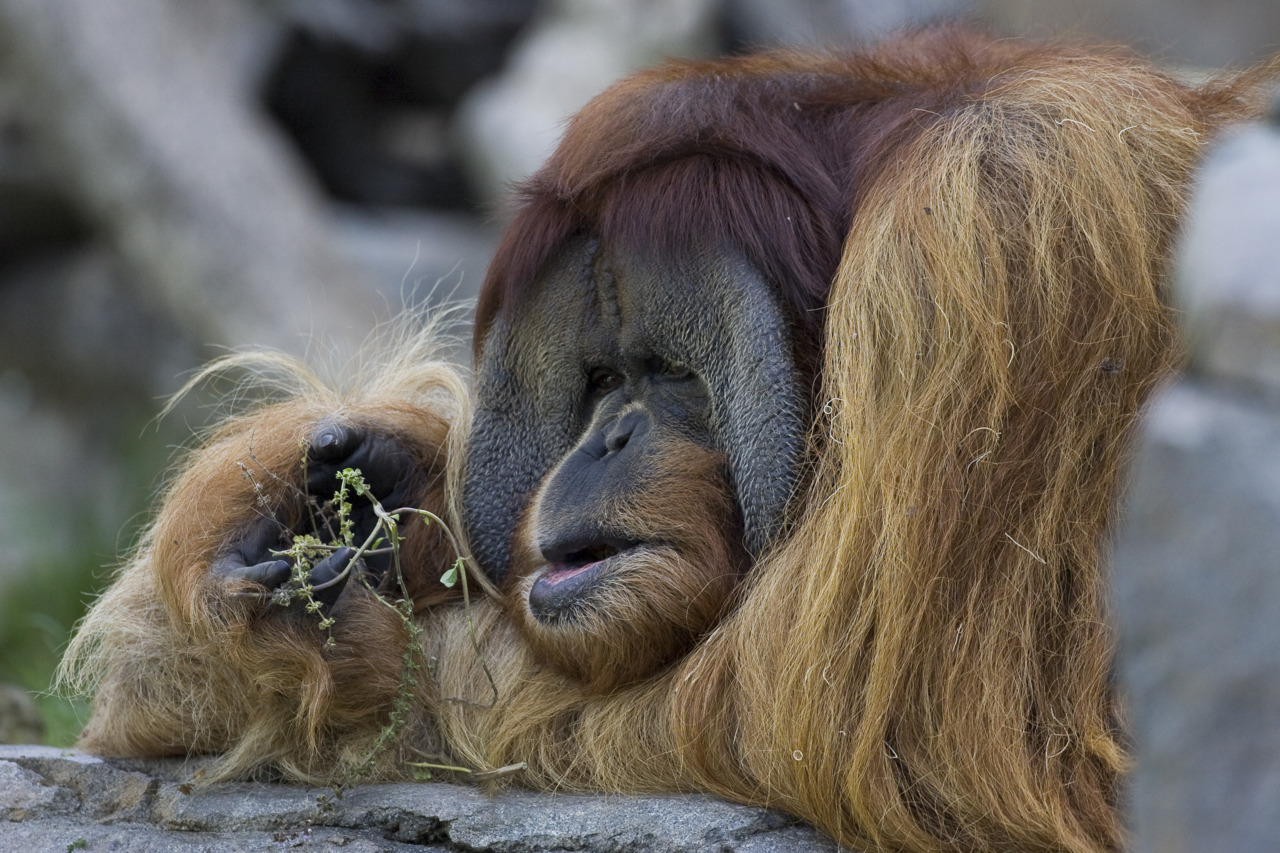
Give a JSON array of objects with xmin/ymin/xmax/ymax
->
[
  {"xmin": 461, "ymin": 237, "xmax": 808, "ymax": 686},
  {"xmin": 525, "ymin": 350, "xmax": 714, "ymax": 622}
]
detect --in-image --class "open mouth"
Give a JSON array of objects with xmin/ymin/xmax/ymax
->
[{"xmin": 528, "ymin": 540, "xmax": 640, "ymax": 622}]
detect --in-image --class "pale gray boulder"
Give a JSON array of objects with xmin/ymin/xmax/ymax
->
[
  {"xmin": 0, "ymin": 746, "xmax": 842, "ymax": 853},
  {"xmin": 1113, "ymin": 92, "xmax": 1280, "ymax": 853}
]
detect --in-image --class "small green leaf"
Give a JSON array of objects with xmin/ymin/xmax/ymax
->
[{"xmin": 440, "ymin": 565, "xmax": 458, "ymax": 588}]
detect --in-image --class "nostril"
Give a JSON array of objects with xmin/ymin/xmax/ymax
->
[{"xmin": 606, "ymin": 431, "xmax": 630, "ymax": 453}]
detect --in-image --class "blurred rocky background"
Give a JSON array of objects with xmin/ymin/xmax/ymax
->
[
  {"xmin": 1112, "ymin": 95, "xmax": 1280, "ymax": 853},
  {"xmin": 0, "ymin": 0, "xmax": 1275, "ymax": 782}
]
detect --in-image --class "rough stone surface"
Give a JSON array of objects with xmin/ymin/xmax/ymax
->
[
  {"xmin": 0, "ymin": 746, "xmax": 841, "ymax": 852},
  {"xmin": 1112, "ymin": 103, "xmax": 1280, "ymax": 853},
  {"xmin": 978, "ymin": 0, "xmax": 1280, "ymax": 67},
  {"xmin": 0, "ymin": 0, "xmax": 377, "ymax": 361},
  {"xmin": 332, "ymin": 207, "xmax": 499, "ymax": 316},
  {"xmin": 1114, "ymin": 385, "xmax": 1280, "ymax": 853},
  {"xmin": 1176, "ymin": 117, "xmax": 1280, "ymax": 397},
  {"xmin": 0, "ymin": 686, "xmax": 43, "ymax": 746},
  {"xmin": 454, "ymin": 0, "xmax": 720, "ymax": 206},
  {"xmin": 727, "ymin": 0, "xmax": 970, "ymax": 46}
]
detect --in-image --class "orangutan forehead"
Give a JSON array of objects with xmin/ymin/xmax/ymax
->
[
  {"xmin": 477, "ymin": 153, "xmax": 841, "ymax": 355},
  {"xmin": 514, "ymin": 237, "xmax": 760, "ymax": 360}
]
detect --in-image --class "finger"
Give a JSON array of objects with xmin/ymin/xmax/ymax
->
[
  {"xmin": 212, "ymin": 520, "xmax": 290, "ymax": 580},
  {"xmin": 342, "ymin": 434, "xmax": 417, "ymax": 503},
  {"xmin": 310, "ymin": 546, "xmax": 354, "ymax": 587},
  {"xmin": 309, "ymin": 421, "xmax": 360, "ymax": 464},
  {"xmin": 310, "ymin": 547, "xmax": 356, "ymax": 606},
  {"xmin": 307, "ymin": 422, "xmax": 360, "ymax": 497},
  {"xmin": 306, "ymin": 429, "xmax": 419, "ymax": 507},
  {"xmin": 235, "ymin": 559, "xmax": 293, "ymax": 588}
]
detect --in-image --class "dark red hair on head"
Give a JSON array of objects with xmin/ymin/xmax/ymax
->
[{"xmin": 473, "ymin": 27, "xmax": 1032, "ymax": 376}]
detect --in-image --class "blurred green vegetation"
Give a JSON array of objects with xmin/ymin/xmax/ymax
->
[
  {"xmin": 0, "ymin": 554, "xmax": 100, "ymax": 746},
  {"xmin": 0, "ymin": 413, "xmax": 177, "ymax": 746}
]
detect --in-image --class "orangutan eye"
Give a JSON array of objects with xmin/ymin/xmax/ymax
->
[
  {"xmin": 663, "ymin": 362, "xmax": 693, "ymax": 380},
  {"xmin": 647, "ymin": 358, "xmax": 692, "ymax": 381},
  {"xmin": 587, "ymin": 367, "xmax": 623, "ymax": 396}
]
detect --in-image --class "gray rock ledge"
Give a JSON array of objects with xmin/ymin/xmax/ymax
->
[{"xmin": 0, "ymin": 745, "xmax": 841, "ymax": 852}]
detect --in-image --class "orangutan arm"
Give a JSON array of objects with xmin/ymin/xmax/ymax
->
[{"xmin": 61, "ymin": 381, "xmax": 467, "ymax": 782}]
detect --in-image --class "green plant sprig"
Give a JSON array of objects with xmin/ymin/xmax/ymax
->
[
  {"xmin": 271, "ymin": 533, "xmax": 337, "ymax": 644},
  {"xmin": 275, "ymin": 466, "xmax": 498, "ymax": 788}
]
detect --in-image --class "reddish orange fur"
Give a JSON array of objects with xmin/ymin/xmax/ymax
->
[
  {"xmin": 70, "ymin": 390, "xmax": 462, "ymax": 779},
  {"xmin": 62, "ymin": 28, "xmax": 1280, "ymax": 853}
]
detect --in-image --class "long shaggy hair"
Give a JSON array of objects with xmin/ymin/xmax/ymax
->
[{"xmin": 62, "ymin": 27, "xmax": 1278, "ymax": 853}]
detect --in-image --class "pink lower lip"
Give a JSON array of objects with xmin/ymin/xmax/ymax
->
[{"xmin": 541, "ymin": 562, "xmax": 600, "ymax": 586}]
